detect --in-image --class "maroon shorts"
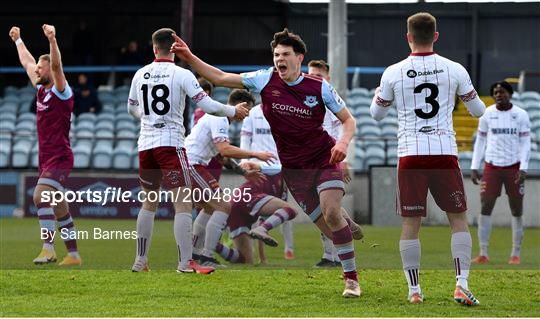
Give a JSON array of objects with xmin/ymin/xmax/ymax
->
[
  {"xmin": 481, "ymin": 162, "xmax": 524, "ymax": 198},
  {"xmin": 189, "ymin": 164, "xmax": 220, "ymax": 192},
  {"xmin": 206, "ymin": 156, "xmax": 224, "ymax": 181},
  {"xmin": 138, "ymin": 147, "xmax": 191, "ymax": 190},
  {"xmin": 397, "ymin": 155, "xmax": 467, "ymax": 217},
  {"xmin": 282, "ymin": 165, "xmax": 344, "ymax": 222},
  {"xmin": 228, "ymin": 174, "xmax": 286, "ymax": 238},
  {"xmin": 38, "ymin": 153, "xmax": 74, "ymax": 191}
]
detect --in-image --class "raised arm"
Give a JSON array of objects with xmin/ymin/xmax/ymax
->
[
  {"xmin": 170, "ymin": 34, "xmax": 243, "ymax": 88},
  {"xmin": 42, "ymin": 24, "xmax": 67, "ymax": 93},
  {"xmin": 9, "ymin": 26, "xmax": 38, "ymax": 87}
]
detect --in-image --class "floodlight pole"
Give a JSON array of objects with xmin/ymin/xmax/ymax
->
[{"xmin": 328, "ymin": 0, "xmax": 348, "ymax": 101}]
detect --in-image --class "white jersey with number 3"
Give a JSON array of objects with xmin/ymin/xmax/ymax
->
[
  {"xmin": 377, "ymin": 53, "xmax": 477, "ymax": 157},
  {"xmin": 129, "ymin": 59, "xmax": 208, "ymax": 151}
]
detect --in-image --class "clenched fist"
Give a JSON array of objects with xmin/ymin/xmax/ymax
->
[
  {"xmin": 42, "ymin": 24, "xmax": 56, "ymax": 40},
  {"xmin": 9, "ymin": 26, "xmax": 20, "ymax": 42}
]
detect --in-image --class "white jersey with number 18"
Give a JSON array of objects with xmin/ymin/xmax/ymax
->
[
  {"xmin": 129, "ymin": 59, "xmax": 208, "ymax": 151},
  {"xmin": 376, "ymin": 52, "xmax": 478, "ymax": 157}
]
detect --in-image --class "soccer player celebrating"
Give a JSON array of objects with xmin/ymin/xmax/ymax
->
[
  {"xmin": 9, "ymin": 25, "xmax": 81, "ymax": 266},
  {"xmin": 186, "ymin": 89, "xmax": 276, "ymax": 267},
  {"xmin": 470, "ymin": 81, "xmax": 531, "ymax": 265},
  {"xmin": 128, "ymin": 28, "xmax": 248, "ymax": 274},
  {"xmin": 370, "ymin": 12, "xmax": 486, "ymax": 305},
  {"xmin": 239, "ymin": 101, "xmax": 296, "ymax": 260},
  {"xmin": 171, "ymin": 29, "xmax": 361, "ymax": 297},
  {"xmin": 308, "ymin": 59, "xmax": 364, "ymax": 268}
]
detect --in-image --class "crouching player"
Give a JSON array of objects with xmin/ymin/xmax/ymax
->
[{"xmin": 215, "ymin": 161, "xmax": 298, "ymax": 264}]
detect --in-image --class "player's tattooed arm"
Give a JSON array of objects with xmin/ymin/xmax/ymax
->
[
  {"xmin": 9, "ymin": 26, "xmax": 38, "ymax": 86},
  {"xmin": 43, "ymin": 24, "xmax": 67, "ymax": 93}
]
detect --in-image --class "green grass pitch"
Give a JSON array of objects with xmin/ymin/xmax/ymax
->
[{"xmin": 1, "ymin": 218, "xmax": 539, "ymax": 317}]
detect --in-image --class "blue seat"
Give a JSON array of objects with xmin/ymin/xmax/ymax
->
[
  {"xmin": 98, "ymin": 91, "xmax": 115, "ymax": 105},
  {"xmin": 0, "ymin": 138, "xmax": 11, "ymax": 167},
  {"xmin": 116, "ymin": 121, "xmax": 136, "ymax": 132},
  {"xmin": 116, "ymin": 130, "xmax": 136, "ymax": 139},
  {"xmin": 97, "ymin": 113, "xmax": 115, "ymax": 123},
  {"xmin": 364, "ymin": 147, "xmax": 386, "ymax": 169},
  {"xmin": 95, "ymin": 130, "xmax": 114, "ymax": 140},
  {"xmin": 95, "ymin": 121, "xmax": 115, "ymax": 132},
  {"xmin": 112, "ymin": 144, "xmax": 133, "ymax": 169},
  {"xmin": 359, "ymin": 126, "xmax": 381, "ymax": 137},
  {"xmin": 73, "ymin": 141, "xmax": 92, "ymax": 168},
  {"xmin": 0, "ymin": 121, "xmax": 16, "ymax": 132},
  {"xmin": 17, "ymin": 112, "xmax": 36, "ymax": 123},
  {"xmin": 75, "ymin": 121, "xmax": 95, "ymax": 132},
  {"xmin": 12, "ymin": 140, "xmax": 32, "ymax": 168},
  {"xmin": 77, "ymin": 113, "xmax": 97, "ymax": 123},
  {"xmin": 458, "ymin": 151, "xmax": 473, "ymax": 172},
  {"xmin": 75, "ymin": 129, "xmax": 94, "ymax": 139},
  {"xmin": 31, "ymin": 142, "xmax": 39, "ymax": 168},
  {"xmin": 92, "ymin": 142, "xmax": 113, "ymax": 169}
]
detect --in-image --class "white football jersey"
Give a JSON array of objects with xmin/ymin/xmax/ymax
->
[
  {"xmin": 129, "ymin": 59, "xmax": 207, "ymax": 151},
  {"xmin": 240, "ymin": 105, "xmax": 280, "ymax": 165},
  {"xmin": 185, "ymin": 114, "xmax": 230, "ymax": 166},
  {"xmin": 377, "ymin": 53, "xmax": 477, "ymax": 157},
  {"xmin": 474, "ymin": 104, "xmax": 531, "ymax": 167},
  {"xmin": 322, "ymin": 109, "xmax": 343, "ymax": 141}
]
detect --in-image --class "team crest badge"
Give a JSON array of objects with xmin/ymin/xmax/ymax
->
[{"xmin": 303, "ymin": 95, "xmax": 318, "ymax": 108}]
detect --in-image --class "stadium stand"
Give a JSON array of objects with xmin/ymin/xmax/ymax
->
[{"xmin": 1, "ymin": 85, "xmax": 539, "ymax": 171}]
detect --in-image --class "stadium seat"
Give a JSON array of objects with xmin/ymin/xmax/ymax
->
[
  {"xmin": 98, "ymin": 92, "xmax": 115, "ymax": 105},
  {"xmin": 354, "ymin": 148, "xmax": 366, "ymax": 171},
  {"xmin": 387, "ymin": 147, "xmax": 398, "ymax": 166},
  {"xmin": 1, "ymin": 112, "xmax": 17, "ymax": 123},
  {"xmin": 520, "ymin": 91, "xmax": 540, "ymax": 103},
  {"xmin": 19, "ymin": 86, "xmax": 36, "ymax": 95},
  {"xmin": 31, "ymin": 142, "xmax": 39, "ymax": 168},
  {"xmin": 97, "ymin": 113, "xmax": 115, "ymax": 123},
  {"xmin": 0, "ymin": 102, "xmax": 19, "ymax": 114},
  {"xmin": 348, "ymin": 87, "xmax": 371, "ymax": 99},
  {"xmin": 116, "ymin": 129, "xmax": 136, "ymax": 140},
  {"xmin": 528, "ymin": 152, "xmax": 540, "ymax": 170},
  {"xmin": 77, "ymin": 113, "xmax": 97, "ymax": 123},
  {"xmin": 17, "ymin": 112, "xmax": 36, "ymax": 124},
  {"xmin": 356, "ymin": 117, "xmax": 378, "ymax": 130},
  {"xmin": 73, "ymin": 141, "xmax": 92, "ymax": 168},
  {"xmin": 381, "ymin": 126, "xmax": 398, "ymax": 138},
  {"xmin": 92, "ymin": 141, "xmax": 113, "ymax": 169},
  {"xmin": 379, "ymin": 116, "xmax": 398, "ymax": 129},
  {"xmin": 359, "ymin": 126, "xmax": 381, "ymax": 137},
  {"xmin": 0, "ymin": 121, "xmax": 16, "ymax": 132},
  {"xmin": 95, "ymin": 130, "xmax": 114, "ymax": 140},
  {"xmin": 115, "ymin": 93, "xmax": 129, "ymax": 104},
  {"xmin": 11, "ymin": 140, "xmax": 32, "ymax": 168},
  {"xmin": 115, "ymin": 113, "xmax": 134, "ymax": 122},
  {"xmin": 15, "ymin": 121, "xmax": 35, "ymax": 134},
  {"xmin": 0, "ymin": 137, "xmax": 11, "ymax": 167},
  {"xmin": 364, "ymin": 147, "xmax": 386, "ymax": 169},
  {"xmin": 116, "ymin": 120, "xmax": 136, "ymax": 132},
  {"xmin": 75, "ymin": 129, "xmax": 94, "ymax": 139},
  {"xmin": 4, "ymin": 86, "xmax": 18, "ymax": 95},
  {"xmin": 528, "ymin": 109, "xmax": 540, "ymax": 123},
  {"xmin": 75, "ymin": 121, "xmax": 95, "ymax": 132},
  {"xmin": 95, "ymin": 121, "xmax": 115, "ymax": 132},
  {"xmin": 3, "ymin": 95, "xmax": 20, "ymax": 104},
  {"xmin": 112, "ymin": 144, "xmax": 132, "ymax": 169},
  {"xmin": 364, "ymin": 140, "xmax": 385, "ymax": 151}
]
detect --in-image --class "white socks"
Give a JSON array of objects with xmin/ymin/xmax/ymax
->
[
  {"xmin": 174, "ymin": 212, "xmax": 193, "ymax": 269},
  {"xmin": 202, "ymin": 210, "xmax": 229, "ymax": 258},
  {"xmin": 193, "ymin": 211, "xmax": 211, "ymax": 255},
  {"xmin": 321, "ymin": 233, "xmax": 335, "ymax": 261},
  {"xmin": 136, "ymin": 209, "xmax": 155, "ymax": 260},
  {"xmin": 451, "ymin": 232, "xmax": 472, "ymax": 290},
  {"xmin": 400, "ymin": 239, "xmax": 421, "ymax": 294},
  {"xmin": 511, "ymin": 216, "xmax": 524, "ymax": 257},
  {"xmin": 282, "ymin": 221, "xmax": 294, "ymax": 252},
  {"xmin": 477, "ymin": 214, "xmax": 492, "ymax": 257}
]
